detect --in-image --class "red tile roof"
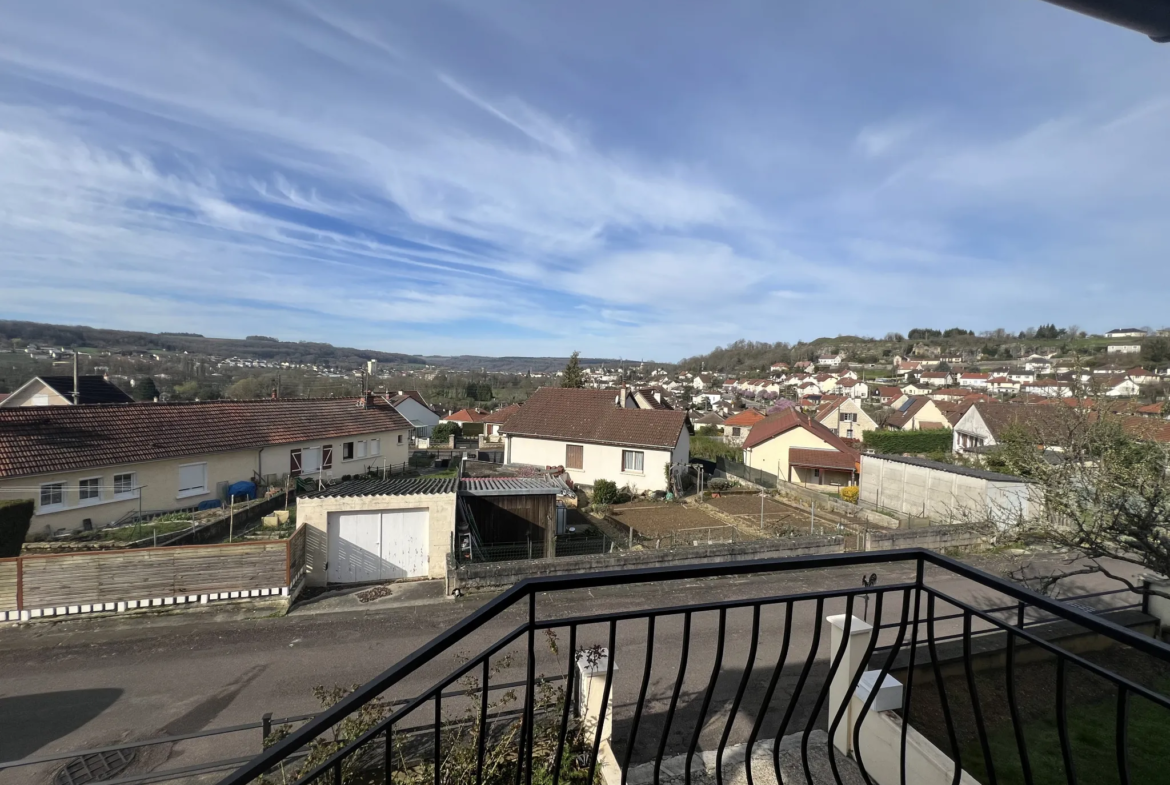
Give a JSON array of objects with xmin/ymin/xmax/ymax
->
[
  {"xmin": 386, "ymin": 390, "xmax": 434, "ymax": 411},
  {"xmin": 724, "ymin": 409, "xmax": 766, "ymax": 427},
  {"xmin": 876, "ymin": 386, "xmax": 903, "ymax": 400},
  {"xmin": 499, "ymin": 388, "xmax": 686, "ymax": 450},
  {"xmin": 741, "ymin": 409, "xmax": 861, "ymax": 462},
  {"xmin": 788, "ymin": 447, "xmax": 857, "ymax": 472},
  {"xmin": 0, "ymin": 397, "xmax": 412, "ymax": 479},
  {"xmin": 481, "ymin": 403, "xmax": 522, "ymax": 424},
  {"xmin": 445, "ymin": 408, "xmax": 489, "ymax": 422}
]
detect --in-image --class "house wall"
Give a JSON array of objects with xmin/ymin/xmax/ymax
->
[
  {"xmin": 744, "ymin": 427, "xmax": 837, "ymax": 482},
  {"xmin": 392, "ymin": 398, "xmax": 440, "ymax": 437},
  {"xmin": 905, "ymin": 400, "xmax": 950, "ymax": 431},
  {"xmin": 0, "ymin": 449, "xmax": 261, "ymax": 537},
  {"xmin": 821, "ymin": 399, "xmax": 877, "ymax": 439},
  {"xmin": 790, "ymin": 466, "xmax": 855, "ymax": 488},
  {"xmin": 0, "ymin": 381, "xmax": 72, "ymax": 407},
  {"xmin": 505, "ymin": 436, "xmax": 674, "ymax": 492},
  {"xmin": 0, "ymin": 426, "xmax": 409, "ymax": 536},
  {"xmin": 296, "ymin": 492, "xmax": 457, "ymax": 585},
  {"xmin": 257, "ymin": 428, "xmax": 410, "ymax": 481},
  {"xmin": 952, "ymin": 409, "xmax": 995, "ymax": 451}
]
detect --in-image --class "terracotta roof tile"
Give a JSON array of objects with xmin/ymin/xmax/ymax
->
[
  {"xmin": 481, "ymin": 403, "xmax": 522, "ymax": 424},
  {"xmin": 0, "ymin": 397, "xmax": 412, "ymax": 479},
  {"xmin": 789, "ymin": 447, "xmax": 857, "ymax": 472},
  {"xmin": 723, "ymin": 409, "xmax": 766, "ymax": 427},
  {"xmin": 498, "ymin": 388, "xmax": 686, "ymax": 450}
]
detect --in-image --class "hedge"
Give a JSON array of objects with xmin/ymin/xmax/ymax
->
[
  {"xmin": 863, "ymin": 429, "xmax": 953, "ymax": 455},
  {"xmin": 0, "ymin": 499, "xmax": 34, "ymax": 558}
]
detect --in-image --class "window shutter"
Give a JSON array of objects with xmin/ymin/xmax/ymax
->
[
  {"xmin": 322, "ymin": 445, "xmax": 333, "ymax": 470},
  {"xmin": 290, "ymin": 448, "xmax": 302, "ymax": 477}
]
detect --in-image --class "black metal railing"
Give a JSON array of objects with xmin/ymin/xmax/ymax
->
[{"xmin": 214, "ymin": 550, "xmax": 1170, "ymax": 785}]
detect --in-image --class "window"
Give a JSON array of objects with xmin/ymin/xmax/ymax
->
[
  {"xmin": 290, "ymin": 448, "xmax": 303, "ymax": 477},
  {"xmin": 356, "ymin": 440, "xmax": 368, "ymax": 459},
  {"xmin": 114, "ymin": 473, "xmax": 136, "ymax": 497},
  {"xmin": 40, "ymin": 482, "xmax": 64, "ymax": 509},
  {"xmin": 397, "ymin": 434, "xmax": 403, "ymax": 444},
  {"xmin": 840, "ymin": 412, "xmax": 856, "ymax": 423},
  {"xmin": 566, "ymin": 444, "xmax": 583, "ymax": 470},
  {"xmin": 178, "ymin": 463, "xmax": 208, "ymax": 497},
  {"xmin": 732, "ymin": 427, "xmax": 741, "ymax": 437},
  {"xmin": 79, "ymin": 477, "xmax": 101, "ymax": 502},
  {"xmin": 343, "ymin": 442, "xmax": 354, "ymax": 460},
  {"xmin": 622, "ymin": 450, "xmax": 644, "ymax": 474},
  {"xmin": 370, "ymin": 438, "xmax": 380, "ymax": 456},
  {"xmin": 301, "ymin": 447, "xmax": 322, "ymax": 474}
]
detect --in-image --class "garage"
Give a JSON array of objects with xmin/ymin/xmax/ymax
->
[
  {"xmin": 296, "ymin": 476, "xmax": 458, "ymax": 587},
  {"xmin": 327, "ymin": 509, "xmax": 430, "ymax": 583}
]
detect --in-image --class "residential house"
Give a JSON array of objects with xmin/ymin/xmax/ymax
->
[
  {"xmin": 1022, "ymin": 380, "xmax": 1073, "ymax": 398},
  {"xmin": 742, "ymin": 409, "xmax": 860, "ymax": 487},
  {"xmin": 1127, "ymin": 368, "xmax": 1159, "ymax": 386},
  {"xmin": 900, "ymin": 382, "xmax": 932, "ymax": 397},
  {"xmin": 794, "ymin": 360, "xmax": 814, "ymax": 371},
  {"xmin": 1023, "ymin": 357, "xmax": 1054, "ymax": 373},
  {"xmin": 874, "ymin": 386, "xmax": 904, "ymax": 406},
  {"xmin": 0, "ymin": 375, "xmax": 134, "ymax": 407},
  {"xmin": 939, "ymin": 353, "xmax": 965, "ymax": 365},
  {"xmin": 929, "ymin": 387, "xmax": 977, "ymax": 403},
  {"xmin": 1107, "ymin": 345, "xmax": 1142, "ymax": 355},
  {"xmin": 692, "ymin": 411, "xmax": 726, "ymax": 434},
  {"xmin": 0, "ymin": 396, "xmax": 412, "ymax": 536},
  {"xmin": 818, "ymin": 353, "xmax": 844, "ymax": 368},
  {"xmin": 499, "ymin": 388, "xmax": 689, "ymax": 493},
  {"xmin": 441, "ymin": 408, "xmax": 489, "ymax": 425},
  {"xmin": 886, "ymin": 396, "xmax": 952, "ymax": 431},
  {"xmin": 692, "ymin": 374, "xmax": 715, "ymax": 391},
  {"xmin": 769, "ymin": 363, "xmax": 789, "ymax": 374},
  {"xmin": 836, "ymin": 369, "xmax": 859, "ymax": 381},
  {"xmin": 481, "ymin": 403, "xmax": 522, "ymax": 437},
  {"xmin": 958, "ymin": 373, "xmax": 990, "ymax": 389},
  {"xmin": 1096, "ymin": 376, "xmax": 1141, "ymax": 398},
  {"xmin": 814, "ymin": 396, "xmax": 878, "ymax": 440},
  {"xmin": 385, "ymin": 390, "xmax": 440, "ymax": 439},
  {"xmin": 814, "ymin": 373, "xmax": 839, "ymax": 393},
  {"xmin": 987, "ymin": 376, "xmax": 1020, "ymax": 395},
  {"xmin": 952, "ymin": 402, "xmax": 1073, "ymax": 452},
  {"xmin": 634, "ymin": 387, "xmax": 675, "ymax": 410},
  {"xmin": 1105, "ymin": 328, "xmax": 1148, "ymax": 339},
  {"xmin": 1008, "ymin": 370, "xmax": 1037, "ymax": 384},
  {"xmin": 836, "ymin": 377, "xmax": 869, "ymax": 400},
  {"xmin": 894, "ymin": 359, "xmax": 922, "ymax": 377},
  {"xmin": 918, "ymin": 371, "xmax": 953, "ymax": 387},
  {"xmin": 723, "ymin": 408, "xmax": 767, "ymax": 444}
]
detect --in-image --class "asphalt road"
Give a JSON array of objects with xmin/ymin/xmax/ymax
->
[{"xmin": 0, "ymin": 551, "xmax": 1141, "ymax": 784}]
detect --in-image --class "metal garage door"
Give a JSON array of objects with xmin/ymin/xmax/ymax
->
[{"xmin": 327, "ymin": 508, "xmax": 429, "ymax": 584}]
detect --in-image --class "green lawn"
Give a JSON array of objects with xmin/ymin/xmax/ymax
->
[
  {"xmin": 962, "ymin": 679, "xmax": 1170, "ymax": 785},
  {"xmin": 99, "ymin": 514, "xmax": 198, "ymax": 542}
]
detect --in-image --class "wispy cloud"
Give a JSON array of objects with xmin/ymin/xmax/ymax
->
[{"xmin": 0, "ymin": 0, "xmax": 1167, "ymax": 358}]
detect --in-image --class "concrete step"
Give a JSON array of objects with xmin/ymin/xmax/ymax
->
[{"xmin": 626, "ymin": 730, "xmax": 865, "ymax": 785}]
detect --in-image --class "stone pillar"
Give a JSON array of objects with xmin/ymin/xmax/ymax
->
[
  {"xmin": 575, "ymin": 648, "xmax": 615, "ymax": 748},
  {"xmin": 825, "ymin": 614, "xmax": 874, "ymax": 755}
]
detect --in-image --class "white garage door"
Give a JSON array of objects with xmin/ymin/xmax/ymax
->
[{"xmin": 327, "ymin": 508, "xmax": 430, "ymax": 584}]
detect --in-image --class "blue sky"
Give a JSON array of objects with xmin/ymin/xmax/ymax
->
[{"xmin": 0, "ymin": 1, "xmax": 1167, "ymax": 360}]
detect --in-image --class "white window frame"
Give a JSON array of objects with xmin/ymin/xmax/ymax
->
[
  {"xmin": 39, "ymin": 482, "xmax": 65, "ymax": 511},
  {"xmin": 369, "ymin": 438, "xmax": 380, "ymax": 456},
  {"xmin": 78, "ymin": 476, "xmax": 103, "ymax": 505},
  {"xmin": 356, "ymin": 440, "xmax": 368, "ymax": 459},
  {"xmin": 113, "ymin": 472, "xmax": 137, "ymax": 499},
  {"xmin": 342, "ymin": 442, "xmax": 354, "ymax": 461},
  {"xmin": 621, "ymin": 450, "xmax": 645, "ymax": 475},
  {"xmin": 177, "ymin": 462, "xmax": 209, "ymax": 499}
]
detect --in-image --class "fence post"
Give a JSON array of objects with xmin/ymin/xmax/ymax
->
[{"xmin": 261, "ymin": 713, "xmax": 273, "ymax": 748}]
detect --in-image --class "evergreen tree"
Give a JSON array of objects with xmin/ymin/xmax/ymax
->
[
  {"xmin": 134, "ymin": 377, "xmax": 160, "ymax": 401},
  {"xmin": 561, "ymin": 351, "xmax": 585, "ymax": 388}
]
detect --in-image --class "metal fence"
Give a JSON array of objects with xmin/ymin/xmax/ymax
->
[
  {"xmin": 215, "ymin": 549, "xmax": 1169, "ymax": 785},
  {"xmin": 455, "ymin": 535, "xmax": 613, "ymax": 563}
]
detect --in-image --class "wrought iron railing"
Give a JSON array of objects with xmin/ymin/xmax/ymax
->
[{"xmin": 203, "ymin": 549, "xmax": 1166, "ymax": 785}]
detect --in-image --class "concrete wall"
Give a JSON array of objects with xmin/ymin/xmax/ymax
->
[
  {"xmin": 297, "ymin": 491, "xmax": 457, "ymax": 585},
  {"xmin": 865, "ymin": 525, "xmax": 986, "ymax": 553},
  {"xmin": 448, "ymin": 535, "xmax": 844, "ymax": 593},
  {"xmin": 506, "ymin": 435, "xmax": 675, "ymax": 493}
]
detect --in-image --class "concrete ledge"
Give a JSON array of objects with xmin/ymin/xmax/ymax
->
[
  {"xmin": 865, "ymin": 525, "xmax": 986, "ymax": 553},
  {"xmin": 448, "ymin": 536, "xmax": 844, "ymax": 593}
]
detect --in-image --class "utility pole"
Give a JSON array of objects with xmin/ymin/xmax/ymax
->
[{"xmin": 72, "ymin": 351, "xmax": 79, "ymax": 405}]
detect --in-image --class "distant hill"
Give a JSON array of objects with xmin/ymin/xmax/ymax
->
[
  {"xmin": 0, "ymin": 320, "xmax": 427, "ymax": 366},
  {"xmin": 422, "ymin": 355, "xmax": 631, "ymax": 373}
]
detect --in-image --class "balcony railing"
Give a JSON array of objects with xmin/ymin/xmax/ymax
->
[{"xmin": 214, "ymin": 549, "xmax": 1170, "ymax": 785}]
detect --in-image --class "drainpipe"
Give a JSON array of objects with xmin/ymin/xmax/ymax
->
[{"xmin": 257, "ymin": 447, "xmax": 265, "ymax": 486}]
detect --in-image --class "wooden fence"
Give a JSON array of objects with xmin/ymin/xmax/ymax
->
[{"xmin": 1, "ymin": 527, "xmax": 308, "ymax": 622}]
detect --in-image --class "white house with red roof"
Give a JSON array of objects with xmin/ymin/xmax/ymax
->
[{"xmin": 742, "ymin": 409, "xmax": 860, "ymax": 488}]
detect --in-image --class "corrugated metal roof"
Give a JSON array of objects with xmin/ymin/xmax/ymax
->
[
  {"xmin": 459, "ymin": 476, "xmax": 571, "ymax": 497},
  {"xmin": 305, "ymin": 477, "xmax": 458, "ymax": 498}
]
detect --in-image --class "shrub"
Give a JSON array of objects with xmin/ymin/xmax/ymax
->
[
  {"xmin": 431, "ymin": 422, "xmax": 460, "ymax": 442},
  {"xmin": 863, "ymin": 429, "xmax": 953, "ymax": 455},
  {"xmin": 0, "ymin": 499, "xmax": 34, "ymax": 557},
  {"xmin": 689, "ymin": 435, "xmax": 743, "ymax": 462},
  {"xmin": 593, "ymin": 479, "xmax": 620, "ymax": 505},
  {"xmin": 839, "ymin": 486, "xmax": 859, "ymax": 504},
  {"xmin": 707, "ymin": 478, "xmax": 732, "ymax": 492}
]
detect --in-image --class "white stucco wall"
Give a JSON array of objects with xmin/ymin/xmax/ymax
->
[
  {"xmin": 505, "ymin": 435, "xmax": 675, "ymax": 492},
  {"xmin": 744, "ymin": 427, "xmax": 841, "ymax": 482},
  {"xmin": 258, "ymin": 428, "xmax": 410, "ymax": 481}
]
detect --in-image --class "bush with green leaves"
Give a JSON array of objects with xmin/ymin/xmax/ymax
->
[
  {"xmin": 431, "ymin": 422, "xmax": 460, "ymax": 442},
  {"xmin": 592, "ymin": 479, "xmax": 619, "ymax": 505},
  {"xmin": 0, "ymin": 499, "xmax": 33, "ymax": 557},
  {"xmin": 862, "ymin": 429, "xmax": 953, "ymax": 455}
]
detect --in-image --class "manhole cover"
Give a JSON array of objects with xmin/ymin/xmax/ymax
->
[{"xmin": 53, "ymin": 749, "xmax": 136, "ymax": 785}]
